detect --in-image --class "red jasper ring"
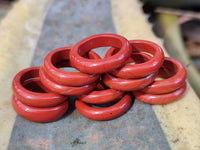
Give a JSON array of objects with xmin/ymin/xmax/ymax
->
[
  {"xmin": 103, "ymin": 72, "xmax": 157, "ymax": 91},
  {"xmin": 39, "ymin": 67, "xmax": 97, "ymax": 95},
  {"xmin": 77, "ymin": 82, "xmax": 124, "ymax": 104},
  {"xmin": 43, "ymin": 46, "xmax": 101, "ymax": 86},
  {"xmin": 105, "ymin": 40, "xmax": 164, "ymax": 78},
  {"xmin": 75, "ymin": 93, "xmax": 132, "ymax": 120},
  {"xmin": 140, "ymin": 57, "xmax": 187, "ymax": 94},
  {"xmin": 12, "ymin": 66, "xmax": 67, "ymax": 108},
  {"xmin": 133, "ymin": 82, "xmax": 186, "ymax": 105},
  {"xmin": 70, "ymin": 33, "xmax": 132, "ymax": 74},
  {"xmin": 12, "ymin": 95, "xmax": 69, "ymax": 122}
]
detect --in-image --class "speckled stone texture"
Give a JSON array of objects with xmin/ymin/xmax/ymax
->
[{"xmin": 8, "ymin": 0, "xmax": 170, "ymax": 149}]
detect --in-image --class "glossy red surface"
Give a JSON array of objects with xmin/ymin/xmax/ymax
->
[
  {"xmin": 12, "ymin": 95, "xmax": 69, "ymax": 122},
  {"xmin": 140, "ymin": 57, "xmax": 187, "ymax": 94},
  {"xmin": 39, "ymin": 67, "xmax": 97, "ymax": 95},
  {"xmin": 77, "ymin": 84, "xmax": 124, "ymax": 104},
  {"xmin": 43, "ymin": 46, "xmax": 101, "ymax": 86},
  {"xmin": 70, "ymin": 33, "xmax": 132, "ymax": 74},
  {"xmin": 12, "ymin": 66, "xmax": 67, "ymax": 108},
  {"xmin": 103, "ymin": 72, "xmax": 158, "ymax": 91},
  {"xmin": 133, "ymin": 82, "xmax": 186, "ymax": 105},
  {"xmin": 75, "ymin": 93, "xmax": 132, "ymax": 120},
  {"xmin": 105, "ymin": 40, "xmax": 164, "ymax": 78}
]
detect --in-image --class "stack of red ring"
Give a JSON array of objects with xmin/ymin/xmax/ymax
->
[
  {"xmin": 39, "ymin": 46, "xmax": 100, "ymax": 96},
  {"xmin": 133, "ymin": 57, "xmax": 187, "ymax": 104},
  {"xmin": 70, "ymin": 34, "xmax": 133, "ymax": 120},
  {"xmin": 103, "ymin": 40, "xmax": 164, "ymax": 91},
  {"xmin": 11, "ymin": 33, "xmax": 187, "ymax": 122},
  {"xmin": 12, "ymin": 67, "xmax": 69, "ymax": 123}
]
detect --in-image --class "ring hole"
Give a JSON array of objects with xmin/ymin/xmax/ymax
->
[
  {"xmin": 78, "ymin": 37, "xmax": 122, "ymax": 56},
  {"xmin": 59, "ymin": 67, "xmax": 80, "ymax": 72},
  {"xmin": 23, "ymin": 79, "xmax": 46, "ymax": 93},
  {"xmin": 131, "ymin": 43, "xmax": 156, "ymax": 55},
  {"xmin": 50, "ymin": 49, "xmax": 74, "ymax": 72},
  {"xmin": 95, "ymin": 79, "xmax": 110, "ymax": 91},
  {"xmin": 126, "ymin": 52, "xmax": 152, "ymax": 65},
  {"xmin": 140, "ymin": 51, "xmax": 153, "ymax": 57},
  {"xmin": 52, "ymin": 50, "xmax": 101, "ymax": 72},
  {"xmin": 54, "ymin": 60, "xmax": 80, "ymax": 72},
  {"xmin": 158, "ymin": 59, "xmax": 178, "ymax": 79},
  {"xmin": 83, "ymin": 47, "xmax": 112, "ymax": 58},
  {"xmin": 88, "ymin": 95, "xmax": 123, "ymax": 108},
  {"xmin": 154, "ymin": 77, "xmax": 165, "ymax": 81},
  {"xmin": 51, "ymin": 50, "xmax": 69, "ymax": 65},
  {"xmin": 131, "ymin": 51, "xmax": 153, "ymax": 57},
  {"xmin": 53, "ymin": 58, "xmax": 79, "ymax": 72},
  {"xmin": 108, "ymin": 48, "xmax": 152, "ymax": 65}
]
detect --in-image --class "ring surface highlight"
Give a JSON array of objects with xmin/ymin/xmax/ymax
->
[
  {"xmin": 12, "ymin": 66, "xmax": 67, "ymax": 107},
  {"xmin": 12, "ymin": 95, "xmax": 69, "ymax": 122},
  {"xmin": 105, "ymin": 40, "xmax": 164, "ymax": 78},
  {"xmin": 70, "ymin": 33, "xmax": 132, "ymax": 74},
  {"xmin": 140, "ymin": 57, "xmax": 187, "ymax": 94},
  {"xmin": 133, "ymin": 82, "xmax": 186, "ymax": 105},
  {"xmin": 75, "ymin": 93, "xmax": 132, "ymax": 120},
  {"xmin": 43, "ymin": 46, "xmax": 101, "ymax": 86}
]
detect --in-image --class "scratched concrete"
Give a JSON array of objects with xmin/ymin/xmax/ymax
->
[{"xmin": 8, "ymin": 0, "xmax": 170, "ymax": 149}]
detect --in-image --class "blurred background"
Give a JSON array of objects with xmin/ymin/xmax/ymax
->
[{"xmin": 142, "ymin": 0, "xmax": 200, "ymax": 68}]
